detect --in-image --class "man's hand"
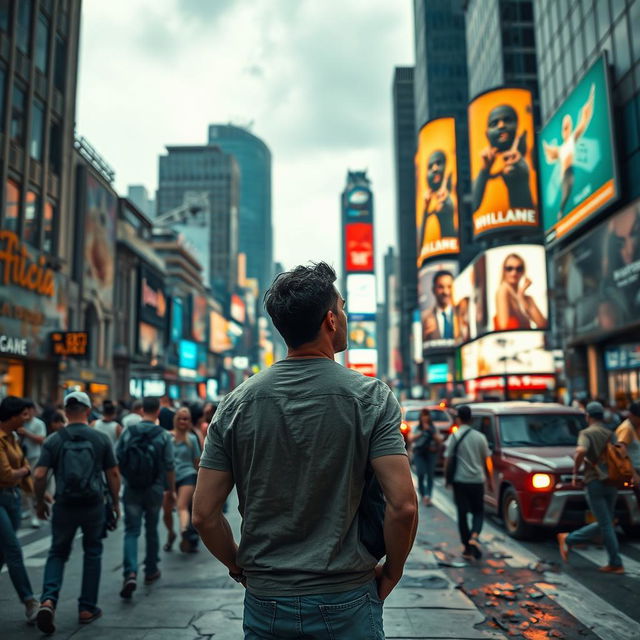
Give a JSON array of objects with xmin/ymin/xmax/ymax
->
[
  {"xmin": 112, "ymin": 501, "xmax": 121, "ymax": 520},
  {"xmin": 481, "ymin": 147, "xmax": 497, "ymax": 171},
  {"xmin": 36, "ymin": 501, "xmax": 50, "ymax": 520},
  {"xmin": 375, "ymin": 563, "xmax": 401, "ymax": 601}
]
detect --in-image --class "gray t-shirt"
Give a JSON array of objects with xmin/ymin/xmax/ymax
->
[
  {"xmin": 200, "ymin": 357, "xmax": 406, "ymax": 597},
  {"xmin": 174, "ymin": 432, "xmax": 201, "ymax": 482},
  {"xmin": 444, "ymin": 424, "xmax": 490, "ymax": 484}
]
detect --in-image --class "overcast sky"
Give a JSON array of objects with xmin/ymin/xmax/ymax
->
[{"xmin": 76, "ymin": 0, "xmax": 414, "ymax": 290}]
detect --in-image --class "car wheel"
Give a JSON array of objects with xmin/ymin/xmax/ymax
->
[{"xmin": 501, "ymin": 487, "xmax": 533, "ymax": 540}]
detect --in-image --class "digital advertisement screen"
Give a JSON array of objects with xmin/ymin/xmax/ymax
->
[
  {"xmin": 555, "ymin": 198, "xmax": 640, "ymax": 342},
  {"xmin": 349, "ymin": 320, "xmax": 376, "ymax": 349},
  {"xmin": 138, "ymin": 322, "xmax": 163, "ymax": 358},
  {"xmin": 191, "ymin": 294, "xmax": 207, "ymax": 342},
  {"xmin": 178, "ymin": 339, "xmax": 197, "ymax": 370},
  {"xmin": 230, "ymin": 294, "xmax": 246, "ymax": 324},
  {"xmin": 345, "ymin": 223, "xmax": 374, "ymax": 272},
  {"xmin": 346, "ymin": 274, "xmax": 377, "ymax": 315},
  {"xmin": 418, "ymin": 261, "xmax": 459, "ymax": 349},
  {"xmin": 346, "ymin": 348, "xmax": 378, "ymax": 377},
  {"xmin": 427, "ymin": 362, "xmax": 449, "ymax": 383},
  {"xmin": 415, "ymin": 117, "xmax": 460, "ymax": 265},
  {"xmin": 460, "ymin": 331, "xmax": 553, "ymax": 380},
  {"xmin": 139, "ymin": 266, "xmax": 167, "ymax": 329},
  {"xmin": 209, "ymin": 311, "xmax": 233, "ymax": 353},
  {"xmin": 484, "ymin": 244, "xmax": 548, "ymax": 332},
  {"xmin": 171, "ymin": 297, "xmax": 183, "ymax": 342},
  {"xmin": 347, "ymin": 188, "xmax": 371, "ymax": 208},
  {"xmin": 468, "ymin": 88, "xmax": 539, "ymax": 238},
  {"xmin": 539, "ymin": 55, "xmax": 618, "ymax": 245}
]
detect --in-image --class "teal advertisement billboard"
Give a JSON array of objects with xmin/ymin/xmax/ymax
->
[{"xmin": 539, "ymin": 55, "xmax": 619, "ymax": 245}]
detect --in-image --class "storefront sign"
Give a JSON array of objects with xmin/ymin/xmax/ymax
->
[
  {"xmin": 0, "ymin": 230, "xmax": 55, "ymax": 296},
  {"xmin": 138, "ymin": 266, "xmax": 167, "ymax": 328},
  {"xmin": 427, "ymin": 363, "xmax": 449, "ymax": 384},
  {"xmin": 466, "ymin": 374, "xmax": 555, "ymax": 393},
  {"xmin": 129, "ymin": 379, "xmax": 166, "ymax": 397},
  {"xmin": 50, "ymin": 331, "xmax": 89, "ymax": 357},
  {"xmin": 0, "ymin": 334, "xmax": 28, "ymax": 356},
  {"xmin": 605, "ymin": 344, "xmax": 640, "ymax": 371}
]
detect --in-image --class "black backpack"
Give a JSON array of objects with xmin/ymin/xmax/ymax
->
[
  {"xmin": 57, "ymin": 429, "xmax": 103, "ymax": 506},
  {"xmin": 445, "ymin": 427, "xmax": 472, "ymax": 485},
  {"xmin": 358, "ymin": 464, "xmax": 386, "ymax": 561},
  {"xmin": 118, "ymin": 425, "xmax": 164, "ymax": 490}
]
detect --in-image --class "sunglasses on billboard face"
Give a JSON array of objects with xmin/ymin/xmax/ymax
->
[{"xmin": 504, "ymin": 265, "xmax": 524, "ymax": 273}]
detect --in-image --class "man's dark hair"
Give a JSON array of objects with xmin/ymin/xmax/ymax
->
[
  {"xmin": 0, "ymin": 396, "xmax": 28, "ymax": 422},
  {"xmin": 457, "ymin": 405, "xmax": 472, "ymax": 422},
  {"xmin": 23, "ymin": 398, "xmax": 35, "ymax": 409},
  {"xmin": 629, "ymin": 402, "xmax": 640, "ymax": 418},
  {"xmin": 432, "ymin": 270, "xmax": 453, "ymax": 291},
  {"xmin": 131, "ymin": 399, "xmax": 143, "ymax": 412},
  {"xmin": 264, "ymin": 262, "xmax": 339, "ymax": 348},
  {"xmin": 102, "ymin": 399, "xmax": 116, "ymax": 416},
  {"xmin": 142, "ymin": 396, "xmax": 161, "ymax": 414}
]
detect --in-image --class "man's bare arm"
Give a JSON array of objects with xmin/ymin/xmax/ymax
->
[
  {"xmin": 371, "ymin": 454, "xmax": 418, "ymax": 600},
  {"xmin": 192, "ymin": 468, "xmax": 241, "ymax": 575}
]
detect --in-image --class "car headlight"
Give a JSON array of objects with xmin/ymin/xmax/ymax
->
[{"xmin": 531, "ymin": 473, "xmax": 553, "ymax": 490}]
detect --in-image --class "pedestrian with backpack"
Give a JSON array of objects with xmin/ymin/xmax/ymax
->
[
  {"xmin": 557, "ymin": 401, "xmax": 626, "ymax": 574},
  {"xmin": 410, "ymin": 408, "xmax": 442, "ymax": 506},
  {"xmin": 444, "ymin": 406, "xmax": 494, "ymax": 561},
  {"xmin": 32, "ymin": 391, "xmax": 121, "ymax": 634},
  {"xmin": 116, "ymin": 396, "xmax": 175, "ymax": 599}
]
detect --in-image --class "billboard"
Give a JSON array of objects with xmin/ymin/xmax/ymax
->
[
  {"xmin": 139, "ymin": 266, "xmax": 167, "ymax": 329},
  {"xmin": 230, "ymin": 294, "xmax": 246, "ymax": 324},
  {"xmin": 484, "ymin": 244, "xmax": 548, "ymax": 332},
  {"xmin": 345, "ymin": 223, "xmax": 374, "ymax": 272},
  {"xmin": 539, "ymin": 55, "xmax": 618, "ymax": 245},
  {"xmin": 555, "ymin": 199, "xmax": 640, "ymax": 342},
  {"xmin": 347, "ymin": 188, "xmax": 371, "ymax": 208},
  {"xmin": 415, "ymin": 117, "xmax": 460, "ymax": 265},
  {"xmin": 349, "ymin": 320, "xmax": 376, "ymax": 349},
  {"xmin": 347, "ymin": 348, "xmax": 377, "ymax": 377},
  {"xmin": 209, "ymin": 310, "xmax": 233, "ymax": 353},
  {"xmin": 418, "ymin": 260, "xmax": 459, "ymax": 349},
  {"xmin": 460, "ymin": 331, "xmax": 553, "ymax": 380},
  {"xmin": 346, "ymin": 274, "xmax": 376, "ymax": 315},
  {"xmin": 191, "ymin": 294, "xmax": 207, "ymax": 342},
  {"xmin": 427, "ymin": 362, "xmax": 449, "ymax": 383},
  {"xmin": 468, "ymin": 88, "xmax": 539, "ymax": 238},
  {"xmin": 139, "ymin": 322, "xmax": 163, "ymax": 357}
]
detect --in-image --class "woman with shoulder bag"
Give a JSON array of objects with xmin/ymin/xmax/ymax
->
[{"xmin": 410, "ymin": 409, "xmax": 442, "ymax": 506}]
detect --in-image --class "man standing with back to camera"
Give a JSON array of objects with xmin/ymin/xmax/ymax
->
[{"xmin": 193, "ymin": 262, "xmax": 417, "ymax": 639}]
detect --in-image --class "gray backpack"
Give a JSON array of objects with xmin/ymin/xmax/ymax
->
[{"xmin": 56, "ymin": 429, "xmax": 103, "ymax": 506}]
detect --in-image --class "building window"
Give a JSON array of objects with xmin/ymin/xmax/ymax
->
[
  {"xmin": 632, "ymin": 0, "xmax": 640, "ymax": 63},
  {"xmin": 30, "ymin": 99, "xmax": 44, "ymax": 160},
  {"xmin": 4, "ymin": 179, "xmax": 20, "ymax": 233},
  {"xmin": 613, "ymin": 16, "xmax": 631, "ymax": 80},
  {"xmin": 53, "ymin": 33, "xmax": 66, "ymax": 91},
  {"xmin": 23, "ymin": 190, "xmax": 40, "ymax": 247},
  {"xmin": 43, "ymin": 200, "xmax": 55, "ymax": 252},
  {"xmin": 16, "ymin": 0, "xmax": 32, "ymax": 54},
  {"xmin": 10, "ymin": 85, "xmax": 26, "ymax": 144},
  {"xmin": 35, "ymin": 13, "xmax": 50, "ymax": 73},
  {"xmin": 596, "ymin": 0, "xmax": 611, "ymax": 43},
  {"xmin": 49, "ymin": 119, "xmax": 61, "ymax": 173},
  {"xmin": 0, "ymin": 0, "xmax": 10, "ymax": 32}
]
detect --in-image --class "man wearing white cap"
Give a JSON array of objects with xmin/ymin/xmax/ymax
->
[{"xmin": 32, "ymin": 391, "xmax": 121, "ymax": 634}]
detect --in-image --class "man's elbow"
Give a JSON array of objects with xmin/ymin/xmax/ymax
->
[
  {"xmin": 388, "ymin": 495, "xmax": 418, "ymax": 524},
  {"xmin": 191, "ymin": 503, "xmax": 217, "ymax": 532}
]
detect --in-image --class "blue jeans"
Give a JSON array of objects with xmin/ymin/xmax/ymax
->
[
  {"xmin": 41, "ymin": 501, "xmax": 104, "ymax": 612},
  {"xmin": 243, "ymin": 581, "xmax": 384, "ymax": 639},
  {"xmin": 0, "ymin": 488, "xmax": 34, "ymax": 602},
  {"xmin": 414, "ymin": 452, "xmax": 437, "ymax": 499},
  {"xmin": 567, "ymin": 480, "xmax": 622, "ymax": 568},
  {"xmin": 123, "ymin": 489, "xmax": 162, "ymax": 577}
]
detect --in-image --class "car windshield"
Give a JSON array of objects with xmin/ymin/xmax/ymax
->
[
  {"xmin": 499, "ymin": 414, "xmax": 585, "ymax": 447},
  {"xmin": 405, "ymin": 409, "xmax": 450, "ymax": 423}
]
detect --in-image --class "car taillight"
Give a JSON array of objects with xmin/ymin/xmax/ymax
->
[
  {"xmin": 531, "ymin": 473, "xmax": 554, "ymax": 490},
  {"xmin": 400, "ymin": 422, "xmax": 409, "ymax": 434}
]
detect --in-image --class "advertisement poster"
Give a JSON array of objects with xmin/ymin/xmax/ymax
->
[
  {"xmin": 349, "ymin": 321, "xmax": 376, "ymax": 349},
  {"xmin": 346, "ymin": 274, "xmax": 377, "ymax": 315},
  {"xmin": 347, "ymin": 348, "xmax": 377, "ymax": 377},
  {"xmin": 485, "ymin": 244, "xmax": 548, "ymax": 332},
  {"xmin": 418, "ymin": 261, "xmax": 459, "ymax": 349},
  {"xmin": 415, "ymin": 117, "xmax": 460, "ymax": 265},
  {"xmin": 468, "ymin": 88, "xmax": 539, "ymax": 238},
  {"xmin": 345, "ymin": 223, "xmax": 374, "ymax": 272},
  {"xmin": 539, "ymin": 55, "xmax": 618, "ymax": 244},
  {"xmin": 555, "ymin": 199, "xmax": 640, "ymax": 342},
  {"xmin": 138, "ymin": 322, "xmax": 163, "ymax": 358},
  {"xmin": 191, "ymin": 294, "xmax": 207, "ymax": 342},
  {"xmin": 139, "ymin": 266, "xmax": 167, "ymax": 329},
  {"xmin": 461, "ymin": 331, "xmax": 553, "ymax": 380},
  {"xmin": 209, "ymin": 310, "xmax": 233, "ymax": 353},
  {"xmin": 83, "ymin": 174, "xmax": 117, "ymax": 309}
]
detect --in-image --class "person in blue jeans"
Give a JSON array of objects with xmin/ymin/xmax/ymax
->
[
  {"xmin": 0, "ymin": 396, "xmax": 39, "ymax": 625},
  {"xmin": 410, "ymin": 409, "xmax": 442, "ymax": 506},
  {"xmin": 33, "ymin": 391, "xmax": 121, "ymax": 634},
  {"xmin": 117, "ymin": 396, "xmax": 175, "ymax": 599},
  {"xmin": 557, "ymin": 401, "xmax": 624, "ymax": 574}
]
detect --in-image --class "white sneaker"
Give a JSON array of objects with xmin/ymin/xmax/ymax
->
[
  {"xmin": 25, "ymin": 599, "xmax": 38, "ymax": 624},
  {"xmin": 30, "ymin": 516, "xmax": 41, "ymax": 529}
]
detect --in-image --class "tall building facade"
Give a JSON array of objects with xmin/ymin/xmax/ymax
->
[
  {"xmin": 534, "ymin": 0, "xmax": 640, "ymax": 403},
  {"xmin": 391, "ymin": 66, "xmax": 416, "ymax": 390},
  {"xmin": 156, "ymin": 145, "xmax": 239, "ymax": 298},
  {"xmin": 208, "ymin": 124, "xmax": 272, "ymax": 296},
  {"xmin": 127, "ymin": 184, "xmax": 154, "ymax": 218},
  {"xmin": 0, "ymin": 0, "xmax": 82, "ymax": 401},
  {"xmin": 465, "ymin": 0, "xmax": 540, "ymax": 121}
]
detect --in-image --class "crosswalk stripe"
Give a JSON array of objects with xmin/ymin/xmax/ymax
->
[
  {"xmin": 429, "ymin": 481, "xmax": 640, "ymax": 640},
  {"xmin": 572, "ymin": 547, "xmax": 640, "ymax": 577}
]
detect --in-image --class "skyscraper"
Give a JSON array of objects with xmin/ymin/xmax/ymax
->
[
  {"xmin": 156, "ymin": 145, "xmax": 239, "ymax": 297},
  {"xmin": 392, "ymin": 66, "xmax": 416, "ymax": 389},
  {"xmin": 208, "ymin": 124, "xmax": 272, "ymax": 296}
]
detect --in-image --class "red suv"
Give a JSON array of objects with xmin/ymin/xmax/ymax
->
[{"xmin": 468, "ymin": 402, "xmax": 640, "ymax": 539}]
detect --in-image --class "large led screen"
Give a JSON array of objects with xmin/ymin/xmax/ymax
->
[
  {"xmin": 418, "ymin": 261, "xmax": 459, "ymax": 349},
  {"xmin": 555, "ymin": 199, "xmax": 640, "ymax": 342},
  {"xmin": 346, "ymin": 274, "xmax": 377, "ymax": 315},
  {"xmin": 468, "ymin": 88, "xmax": 539, "ymax": 239},
  {"xmin": 461, "ymin": 331, "xmax": 553, "ymax": 380},
  {"xmin": 349, "ymin": 320, "xmax": 376, "ymax": 349},
  {"xmin": 485, "ymin": 244, "xmax": 548, "ymax": 332},
  {"xmin": 209, "ymin": 311, "xmax": 232, "ymax": 353},
  {"xmin": 347, "ymin": 348, "xmax": 378, "ymax": 377},
  {"xmin": 345, "ymin": 223, "xmax": 374, "ymax": 272},
  {"xmin": 539, "ymin": 55, "xmax": 618, "ymax": 245},
  {"xmin": 415, "ymin": 117, "xmax": 460, "ymax": 265}
]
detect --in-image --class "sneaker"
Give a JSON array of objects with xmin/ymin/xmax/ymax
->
[
  {"xmin": 468, "ymin": 534, "xmax": 483, "ymax": 559},
  {"xmin": 24, "ymin": 598, "xmax": 38, "ymax": 625},
  {"xmin": 120, "ymin": 574, "xmax": 137, "ymax": 599},
  {"xmin": 144, "ymin": 570, "xmax": 161, "ymax": 585},
  {"xmin": 598, "ymin": 565, "xmax": 625, "ymax": 574},
  {"xmin": 36, "ymin": 603, "xmax": 56, "ymax": 634},
  {"xmin": 461, "ymin": 547, "xmax": 473, "ymax": 561},
  {"xmin": 30, "ymin": 516, "xmax": 41, "ymax": 529},
  {"xmin": 557, "ymin": 532, "xmax": 569, "ymax": 563},
  {"xmin": 79, "ymin": 607, "xmax": 102, "ymax": 624}
]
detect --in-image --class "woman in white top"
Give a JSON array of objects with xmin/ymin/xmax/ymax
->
[{"xmin": 92, "ymin": 400, "xmax": 122, "ymax": 449}]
